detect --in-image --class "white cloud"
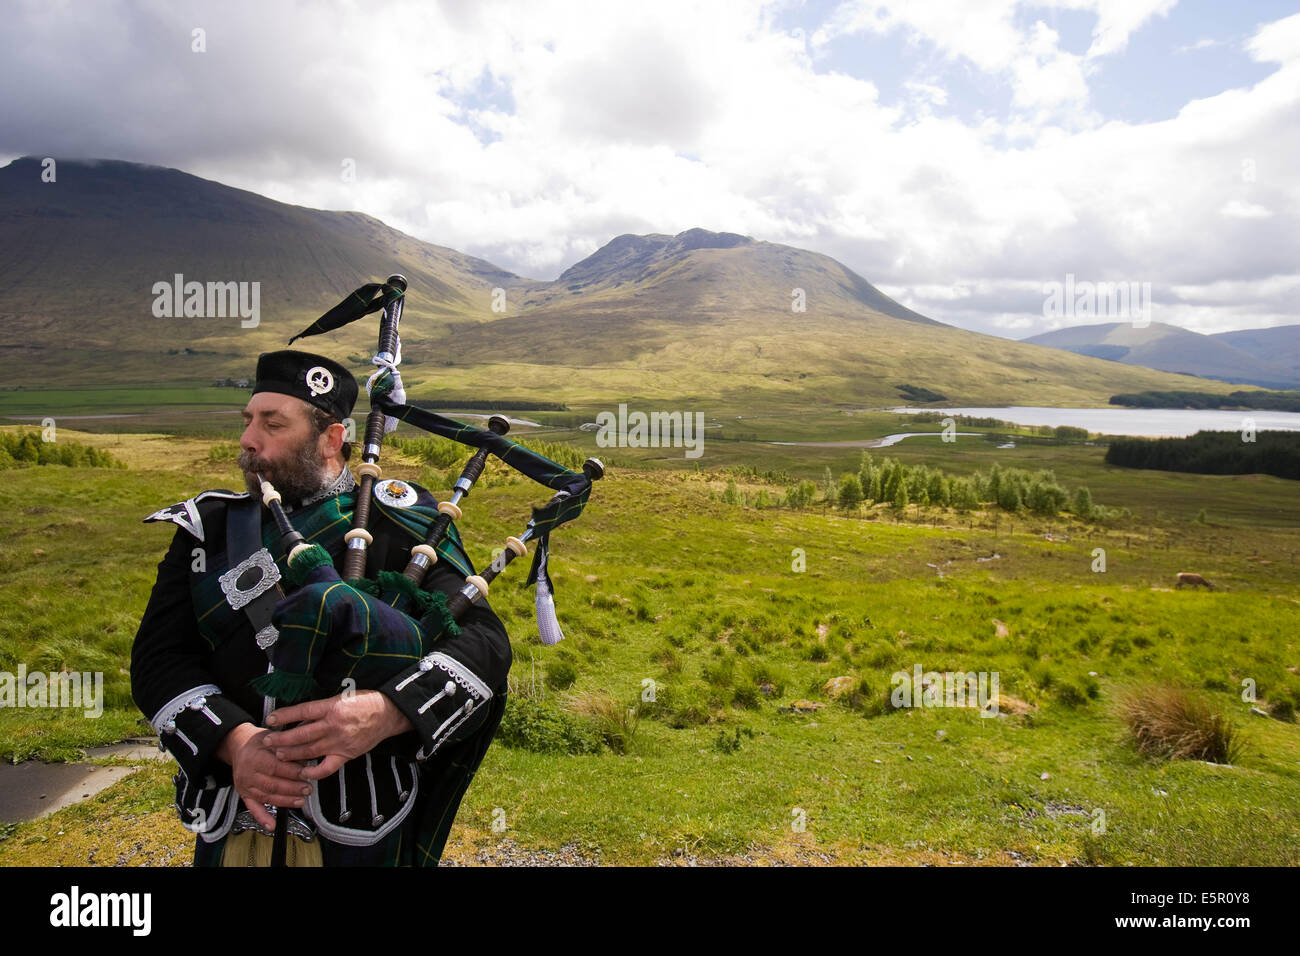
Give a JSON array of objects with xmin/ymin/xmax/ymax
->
[
  {"xmin": 1246, "ymin": 11, "xmax": 1300, "ymax": 64},
  {"xmin": 1082, "ymin": 0, "xmax": 1178, "ymax": 60},
  {"xmin": 817, "ymin": 0, "xmax": 1176, "ymax": 116},
  {"xmin": 1219, "ymin": 200, "xmax": 1273, "ymax": 219},
  {"xmin": 903, "ymin": 80, "xmax": 949, "ymax": 107},
  {"xmin": 0, "ymin": 0, "xmax": 1296, "ymax": 340},
  {"xmin": 1176, "ymin": 37, "xmax": 1219, "ymax": 54}
]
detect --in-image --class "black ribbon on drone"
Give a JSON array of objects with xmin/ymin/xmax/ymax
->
[{"xmin": 287, "ymin": 282, "xmax": 392, "ymax": 345}]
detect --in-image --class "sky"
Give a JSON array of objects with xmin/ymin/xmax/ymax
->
[{"xmin": 2, "ymin": 0, "xmax": 1298, "ymax": 339}]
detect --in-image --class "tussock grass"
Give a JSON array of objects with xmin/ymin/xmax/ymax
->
[
  {"xmin": 562, "ymin": 689, "xmax": 640, "ymax": 755},
  {"xmin": 1117, "ymin": 685, "xmax": 1245, "ymax": 763}
]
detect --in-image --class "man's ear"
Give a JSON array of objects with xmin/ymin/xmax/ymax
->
[{"xmin": 319, "ymin": 420, "xmax": 346, "ymax": 458}]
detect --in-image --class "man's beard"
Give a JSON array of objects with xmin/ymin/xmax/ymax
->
[{"xmin": 238, "ymin": 435, "xmax": 328, "ymax": 505}]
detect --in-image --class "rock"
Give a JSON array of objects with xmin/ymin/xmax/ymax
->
[
  {"xmin": 935, "ymin": 729, "xmax": 947, "ymax": 739},
  {"xmin": 1040, "ymin": 772, "xmax": 1050, "ymax": 781},
  {"xmin": 780, "ymin": 700, "xmax": 824, "ymax": 714},
  {"xmin": 992, "ymin": 619, "xmax": 1009, "ymax": 638},
  {"xmin": 758, "ymin": 682, "xmax": 777, "ymax": 697},
  {"xmin": 983, "ymin": 694, "xmax": 1036, "ymax": 716},
  {"xmin": 823, "ymin": 676, "xmax": 857, "ymax": 698},
  {"xmin": 1250, "ymin": 706, "xmax": 1270, "ymax": 717}
]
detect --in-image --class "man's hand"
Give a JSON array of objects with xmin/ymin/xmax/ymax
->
[
  {"xmin": 265, "ymin": 690, "xmax": 414, "ymax": 780},
  {"xmin": 216, "ymin": 722, "xmax": 311, "ymax": 831}
]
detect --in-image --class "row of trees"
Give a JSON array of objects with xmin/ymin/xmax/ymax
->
[
  {"xmin": 903, "ymin": 412, "xmax": 1090, "ymax": 441},
  {"xmin": 1105, "ymin": 431, "xmax": 1300, "ymax": 480},
  {"xmin": 1109, "ymin": 390, "xmax": 1300, "ymax": 412},
  {"xmin": 389, "ymin": 432, "xmax": 589, "ymax": 474},
  {"xmin": 0, "ymin": 431, "xmax": 123, "ymax": 469},
  {"xmin": 749, "ymin": 454, "xmax": 1099, "ymax": 518}
]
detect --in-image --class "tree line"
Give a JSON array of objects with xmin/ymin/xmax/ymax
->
[
  {"xmin": 1105, "ymin": 431, "xmax": 1300, "ymax": 480},
  {"xmin": 1110, "ymin": 390, "xmax": 1300, "ymax": 412},
  {"xmin": 0, "ymin": 431, "xmax": 124, "ymax": 469},
  {"xmin": 721, "ymin": 452, "xmax": 1110, "ymax": 520}
]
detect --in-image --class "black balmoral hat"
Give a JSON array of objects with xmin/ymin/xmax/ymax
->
[{"xmin": 253, "ymin": 350, "xmax": 358, "ymax": 421}]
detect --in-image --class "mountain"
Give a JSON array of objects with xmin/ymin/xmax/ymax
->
[
  {"xmin": 517, "ymin": 227, "xmax": 937, "ymax": 325},
  {"xmin": 1211, "ymin": 326, "xmax": 1300, "ymax": 385},
  {"xmin": 0, "ymin": 156, "xmax": 527, "ymax": 345},
  {"xmin": 0, "ymin": 156, "xmax": 1254, "ymax": 408},
  {"xmin": 1022, "ymin": 322, "xmax": 1300, "ymax": 389}
]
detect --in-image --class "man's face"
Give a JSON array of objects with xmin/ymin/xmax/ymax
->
[{"xmin": 238, "ymin": 392, "xmax": 328, "ymax": 503}]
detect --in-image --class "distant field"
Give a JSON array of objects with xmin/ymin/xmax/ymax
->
[
  {"xmin": 0, "ymin": 427, "xmax": 1297, "ymax": 866},
  {"xmin": 0, "ymin": 386, "xmax": 246, "ymax": 414}
]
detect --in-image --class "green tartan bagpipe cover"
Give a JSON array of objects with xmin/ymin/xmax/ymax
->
[{"xmin": 253, "ymin": 370, "xmax": 594, "ymax": 705}]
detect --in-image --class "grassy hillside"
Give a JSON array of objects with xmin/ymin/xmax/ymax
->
[{"xmin": 0, "ymin": 428, "xmax": 1296, "ymax": 866}]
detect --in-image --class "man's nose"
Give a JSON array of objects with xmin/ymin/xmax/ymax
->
[{"xmin": 240, "ymin": 423, "xmax": 259, "ymax": 455}]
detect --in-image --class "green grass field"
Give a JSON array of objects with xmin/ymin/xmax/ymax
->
[{"xmin": 0, "ymin": 422, "xmax": 1296, "ymax": 866}]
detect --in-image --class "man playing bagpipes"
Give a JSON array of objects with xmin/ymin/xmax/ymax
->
[{"xmin": 131, "ymin": 277, "xmax": 599, "ymax": 866}]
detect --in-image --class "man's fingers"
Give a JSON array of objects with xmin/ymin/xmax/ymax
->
[
  {"xmin": 273, "ymin": 741, "xmax": 333, "ymax": 762},
  {"xmin": 241, "ymin": 795, "xmax": 276, "ymax": 831},
  {"xmin": 265, "ymin": 721, "xmax": 326, "ymax": 751},
  {"xmin": 267, "ymin": 698, "xmax": 332, "ymax": 727},
  {"xmin": 250, "ymin": 772, "xmax": 312, "ymax": 803},
  {"xmin": 300, "ymin": 754, "xmax": 346, "ymax": 780},
  {"xmin": 243, "ymin": 752, "xmax": 310, "ymax": 801},
  {"xmin": 251, "ymin": 749, "xmax": 308, "ymax": 779}
]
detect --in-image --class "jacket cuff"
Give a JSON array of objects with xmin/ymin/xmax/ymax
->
[
  {"xmin": 151, "ymin": 684, "xmax": 255, "ymax": 783},
  {"xmin": 378, "ymin": 652, "xmax": 493, "ymax": 762}
]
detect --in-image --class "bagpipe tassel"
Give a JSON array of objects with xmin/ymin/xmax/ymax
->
[{"xmin": 532, "ymin": 542, "xmax": 565, "ymax": 646}]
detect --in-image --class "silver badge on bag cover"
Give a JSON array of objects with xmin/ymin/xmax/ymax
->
[{"xmin": 374, "ymin": 478, "xmax": 418, "ymax": 508}]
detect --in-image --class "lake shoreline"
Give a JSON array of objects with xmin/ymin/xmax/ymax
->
[{"xmin": 885, "ymin": 405, "xmax": 1300, "ymax": 438}]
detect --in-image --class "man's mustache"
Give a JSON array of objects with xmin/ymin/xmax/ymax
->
[{"xmin": 237, "ymin": 450, "xmax": 274, "ymax": 474}]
